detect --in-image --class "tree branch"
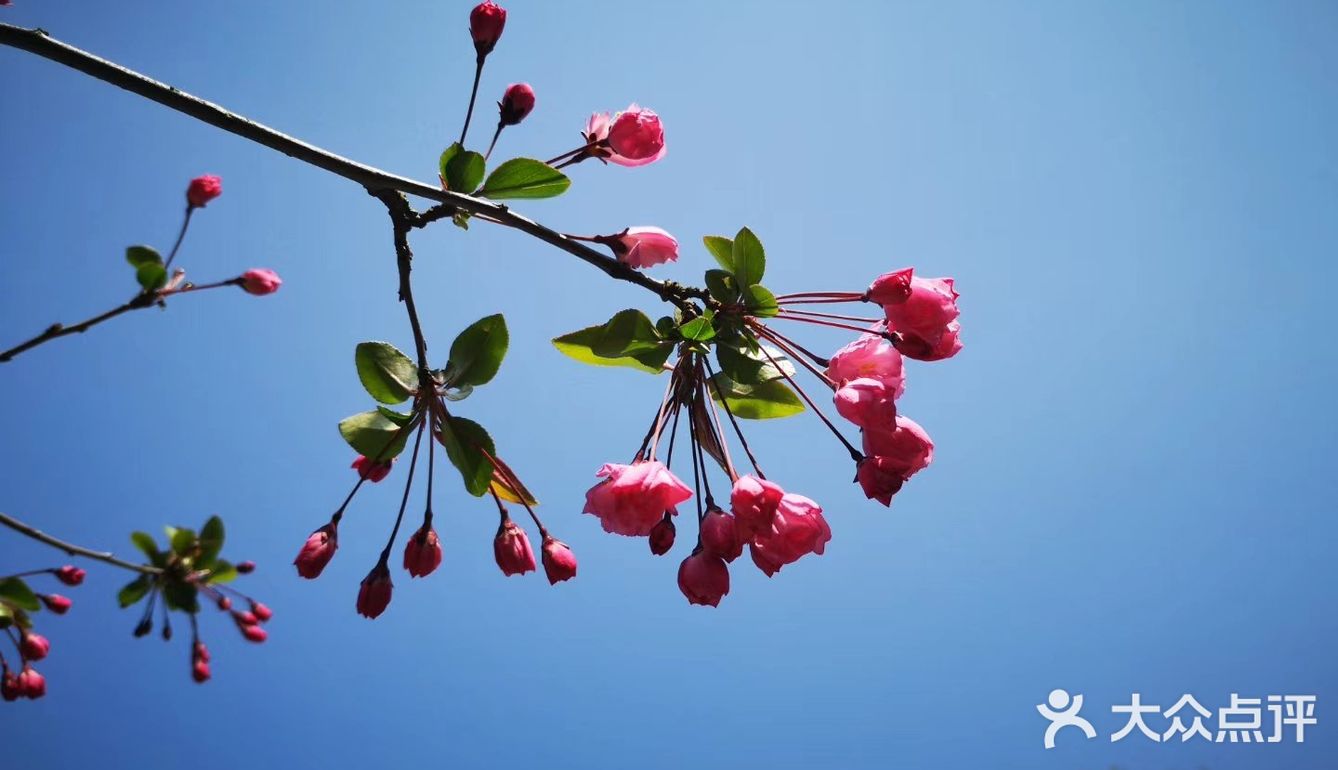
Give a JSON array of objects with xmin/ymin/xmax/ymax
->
[
  {"xmin": 0, "ymin": 23, "xmax": 707, "ymax": 311},
  {"xmin": 0, "ymin": 512, "xmax": 161, "ymax": 575},
  {"xmin": 0, "ymin": 291, "xmax": 157, "ymax": 363}
]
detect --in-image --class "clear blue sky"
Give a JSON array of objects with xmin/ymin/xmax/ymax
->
[{"xmin": 2, "ymin": 2, "xmax": 1336, "ymax": 768}]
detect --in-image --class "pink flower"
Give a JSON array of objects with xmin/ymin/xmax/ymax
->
[
  {"xmin": 20, "ymin": 632, "xmax": 49, "ymax": 661},
  {"xmin": 881, "ymin": 275, "xmax": 959, "ymax": 348},
  {"xmin": 17, "ymin": 666, "xmax": 45, "ymax": 699},
  {"xmin": 894, "ymin": 322, "xmax": 963, "ymax": 362},
  {"xmin": 750, "ymin": 493, "xmax": 831, "ymax": 577},
  {"xmin": 606, "ymin": 226, "xmax": 678, "ymax": 269},
  {"xmin": 833, "ymin": 377, "xmax": 897, "ymax": 430},
  {"xmin": 649, "ymin": 515, "xmax": 676, "ymax": 555},
  {"xmin": 499, "ymin": 83, "xmax": 535, "ymax": 126},
  {"xmin": 294, "ymin": 522, "xmax": 338, "ymax": 579},
  {"xmin": 677, "ymin": 550, "xmax": 729, "ymax": 607},
  {"xmin": 541, "ymin": 535, "xmax": 578, "ymax": 585},
  {"xmin": 54, "ymin": 566, "xmax": 85, "ymax": 586},
  {"xmin": 469, "ymin": 1, "xmax": 506, "ymax": 56},
  {"xmin": 856, "ymin": 456, "xmax": 906, "ymax": 506},
  {"xmin": 494, "ymin": 518, "xmax": 536, "ymax": 576},
  {"xmin": 403, "ymin": 525, "xmax": 443, "ymax": 578},
  {"xmin": 866, "ymin": 268, "xmax": 914, "ymax": 305},
  {"xmin": 583, "ymin": 460, "xmax": 692, "ymax": 536},
  {"xmin": 825, "ymin": 334, "xmax": 905, "ymax": 398},
  {"xmin": 186, "ymin": 175, "xmax": 222, "ymax": 208},
  {"xmin": 351, "ymin": 455, "xmax": 393, "ymax": 482},
  {"xmin": 701, "ymin": 508, "xmax": 742, "ymax": 563},
  {"xmin": 606, "ymin": 105, "xmax": 666, "ymax": 166},
  {"xmin": 39, "ymin": 594, "xmax": 72, "ymax": 614},
  {"xmin": 729, "ymin": 475, "xmax": 785, "ymax": 540},
  {"xmin": 356, "ymin": 563, "xmax": 393, "ymax": 619},
  {"xmin": 240, "ymin": 268, "xmax": 282, "ymax": 296},
  {"xmin": 861, "ymin": 415, "xmax": 934, "ymax": 480}
]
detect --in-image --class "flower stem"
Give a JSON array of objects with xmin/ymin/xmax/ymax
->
[
  {"xmin": 379, "ymin": 419, "xmax": 426, "ymax": 562},
  {"xmin": 0, "ymin": 512, "xmax": 160, "ymax": 575},
  {"xmin": 748, "ymin": 324, "xmax": 862, "ymax": 462},
  {"xmin": 459, "ymin": 57, "xmax": 485, "ymax": 147},
  {"xmin": 162, "ymin": 206, "xmax": 194, "ymax": 272}
]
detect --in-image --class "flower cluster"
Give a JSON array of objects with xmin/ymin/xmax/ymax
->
[{"xmin": 0, "ymin": 566, "xmax": 80, "ymax": 701}]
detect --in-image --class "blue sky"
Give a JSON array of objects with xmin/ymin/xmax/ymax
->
[{"xmin": 2, "ymin": 1, "xmax": 1336, "ymax": 768}]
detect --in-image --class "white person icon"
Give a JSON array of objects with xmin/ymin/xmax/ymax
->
[{"xmin": 1037, "ymin": 689, "xmax": 1098, "ymax": 749}]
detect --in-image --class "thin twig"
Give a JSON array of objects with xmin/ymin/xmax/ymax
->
[
  {"xmin": 0, "ymin": 512, "xmax": 161, "ymax": 575},
  {"xmin": 1, "ymin": 292, "xmax": 156, "ymax": 363}
]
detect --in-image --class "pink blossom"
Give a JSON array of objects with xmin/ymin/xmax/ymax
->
[
  {"xmin": 729, "ymin": 475, "xmax": 785, "ymax": 540},
  {"xmin": 541, "ymin": 535, "xmax": 578, "ymax": 585},
  {"xmin": 649, "ymin": 515, "xmax": 676, "ymax": 555},
  {"xmin": 895, "ymin": 322, "xmax": 963, "ymax": 362},
  {"xmin": 750, "ymin": 493, "xmax": 831, "ymax": 577},
  {"xmin": 583, "ymin": 460, "xmax": 692, "ymax": 536},
  {"xmin": 186, "ymin": 175, "xmax": 222, "ymax": 208},
  {"xmin": 606, "ymin": 105, "xmax": 666, "ymax": 166},
  {"xmin": 678, "ymin": 550, "xmax": 729, "ymax": 607},
  {"xmin": 825, "ymin": 334, "xmax": 905, "ymax": 398},
  {"xmin": 856, "ymin": 456, "xmax": 906, "ymax": 506},
  {"xmin": 403, "ymin": 525, "xmax": 443, "ymax": 578},
  {"xmin": 881, "ymin": 275, "xmax": 959, "ymax": 347},
  {"xmin": 607, "ymin": 226, "xmax": 679, "ymax": 269},
  {"xmin": 701, "ymin": 508, "xmax": 743, "ymax": 563},
  {"xmin": 499, "ymin": 83, "xmax": 535, "ymax": 126},
  {"xmin": 469, "ymin": 1, "xmax": 506, "ymax": 56},
  {"xmin": 55, "ymin": 566, "xmax": 85, "ymax": 586},
  {"xmin": 833, "ymin": 377, "xmax": 897, "ymax": 430},
  {"xmin": 294, "ymin": 522, "xmax": 338, "ymax": 579},
  {"xmin": 351, "ymin": 455, "xmax": 393, "ymax": 482},
  {"xmin": 20, "ymin": 632, "xmax": 49, "ymax": 661},
  {"xmin": 866, "ymin": 267, "xmax": 914, "ymax": 305},
  {"xmin": 494, "ymin": 518, "xmax": 536, "ymax": 576},
  {"xmin": 39, "ymin": 594, "xmax": 72, "ymax": 614},
  {"xmin": 861, "ymin": 415, "xmax": 934, "ymax": 481},
  {"xmin": 240, "ymin": 268, "xmax": 282, "ymax": 296},
  {"xmin": 356, "ymin": 563, "xmax": 393, "ymax": 619}
]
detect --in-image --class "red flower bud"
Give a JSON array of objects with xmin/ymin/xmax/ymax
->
[
  {"xmin": 235, "ymin": 560, "xmax": 256, "ymax": 574},
  {"xmin": 250, "ymin": 601, "xmax": 273, "ymax": 623},
  {"xmin": 39, "ymin": 594, "xmax": 72, "ymax": 614},
  {"xmin": 217, "ymin": 595, "xmax": 232, "ymax": 611},
  {"xmin": 194, "ymin": 641, "xmax": 211, "ymax": 664},
  {"xmin": 352, "ymin": 454, "xmax": 393, "ymax": 482},
  {"xmin": 186, "ymin": 174, "xmax": 222, "ymax": 208},
  {"xmin": 294, "ymin": 522, "xmax": 338, "ymax": 579},
  {"xmin": 648, "ymin": 515, "xmax": 676, "ymax": 556},
  {"xmin": 403, "ymin": 525, "xmax": 443, "ymax": 578},
  {"xmin": 499, "ymin": 83, "xmax": 535, "ymax": 126},
  {"xmin": 232, "ymin": 610, "xmax": 258, "ymax": 627},
  {"xmin": 192, "ymin": 660, "xmax": 212, "ymax": 683},
  {"xmin": 493, "ymin": 518, "xmax": 536, "ymax": 577},
  {"xmin": 1, "ymin": 671, "xmax": 20, "ymax": 702},
  {"xmin": 356, "ymin": 563, "xmax": 393, "ymax": 619},
  {"xmin": 540, "ymin": 535, "xmax": 577, "ymax": 585},
  {"xmin": 866, "ymin": 268, "xmax": 914, "ymax": 305},
  {"xmin": 18, "ymin": 666, "xmax": 45, "ymax": 699},
  {"xmin": 677, "ymin": 550, "xmax": 730, "ymax": 608},
  {"xmin": 469, "ymin": 1, "xmax": 506, "ymax": 57},
  {"xmin": 239, "ymin": 623, "xmax": 268, "ymax": 643},
  {"xmin": 239, "ymin": 268, "xmax": 282, "ymax": 296},
  {"xmin": 701, "ymin": 508, "xmax": 743, "ymax": 563},
  {"xmin": 54, "ymin": 565, "xmax": 85, "ymax": 586},
  {"xmin": 20, "ymin": 632, "xmax": 50, "ymax": 662}
]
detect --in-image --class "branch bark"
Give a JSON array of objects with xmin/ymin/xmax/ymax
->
[
  {"xmin": 0, "ymin": 512, "xmax": 162, "ymax": 575},
  {"xmin": 0, "ymin": 23, "xmax": 706, "ymax": 311}
]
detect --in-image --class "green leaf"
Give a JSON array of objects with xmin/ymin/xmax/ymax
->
[
  {"xmin": 376, "ymin": 406, "xmax": 415, "ymax": 425},
  {"xmin": 452, "ymin": 211, "xmax": 472, "ymax": 230},
  {"xmin": 162, "ymin": 581, "xmax": 199, "ymax": 613},
  {"xmin": 198, "ymin": 516, "xmax": 225, "ymax": 567},
  {"xmin": 0, "ymin": 578, "xmax": 39, "ymax": 612},
  {"xmin": 705, "ymin": 269, "xmax": 740, "ymax": 304},
  {"xmin": 167, "ymin": 526, "xmax": 196, "ymax": 557},
  {"xmin": 446, "ymin": 314, "xmax": 509, "ymax": 387},
  {"xmin": 478, "ymin": 158, "xmax": 571, "ymax": 200},
  {"xmin": 703, "ymin": 236, "xmax": 735, "ymax": 272},
  {"xmin": 743, "ymin": 284, "xmax": 779, "ymax": 317},
  {"xmin": 0, "ymin": 603, "xmax": 13, "ymax": 628},
  {"xmin": 136, "ymin": 262, "xmax": 168, "ymax": 292},
  {"xmin": 437, "ymin": 416, "xmax": 496, "ymax": 496},
  {"xmin": 338, "ymin": 410, "xmax": 414, "ymax": 460},
  {"xmin": 131, "ymin": 531, "xmax": 159, "ymax": 560},
  {"xmin": 716, "ymin": 341, "xmax": 793, "ymax": 386},
  {"xmin": 707, "ymin": 373, "xmax": 805, "ymax": 419},
  {"xmin": 117, "ymin": 575, "xmax": 153, "ymax": 608},
  {"xmin": 552, "ymin": 310, "xmax": 676, "ymax": 374},
  {"xmin": 678, "ymin": 314, "xmax": 716, "ymax": 343},
  {"xmin": 439, "ymin": 142, "xmax": 486, "ymax": 193},
  {"xmin": 732, "ymin": 227, "xmax": 765, "ymax": 287},
  {"xmin": 591, "ymin": 309, "xmax": 664, "ymax": 358},
  {"xmin": 206, "ymin": 560, "xmax": 238, "ymax": 585},
  {"xmin": 125, "ymin": 245, "xmax": 162, "ymax": 268},
  {"xmin": 356, "ymin": 341, "xmax": 419, "ymax": 404}
]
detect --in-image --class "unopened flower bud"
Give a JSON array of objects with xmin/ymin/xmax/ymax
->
[
  {"xmin": 19, "ymin": 632, "xmax": 49, "ymax": 661},
  {"xmin": 133, "ymin": 617, "xmax": 153, "ymax": 637},
  {"xmin": 1, "ymin": 671, "xmax": 20, "ymax": 702},
  {"xmin": 700, "ymin": 508, "xmax": 742, "ymax": 563},
  {"xmin": 605, "ymin": 105, "xmax": 666, "ymax": 167},
  {"xmin": 239, "ymin": 268, "xmax": 282, "ymax": 296},
  {"xmin": 865, "ymin": 268, "xmax": 914, "ymax": 305},
  {"xmin": 648, "ymin": 515, "xmax": 676, "ymax": 556},
  {"xmin": 403, "ymin": 525, "xmax": 443, "ymax": 578},
  {"xmin": 540, "ymin": 535, "xmax": 577, "ymax": 585},
  {"xmin": 469, "ymin": 1, "xmax": 506, "ymax": 57},
  {"xmin": 499, "ymin": 83, "xmax": 535, "ymax": 126},
  {"xmin": 17, "ymin": 666, "xmax": 45, "ymax": 699},
  {"xmin": 493, "ymin": 518, "xmax": 535, "ymax": 577},
  {"xmin": 351, "ymin": 454, "xmax": 393, "ymax": 482},
  {"xmin": 677, "ymin": 550, "xmax": 730, "ymax": 607},
  {"xmin": 250, "ymin": 601, "xmax": 273, "ymax": 623},
  {"xmin": 235, "ymin": 561, "xmax": 256, "ymax": 574},
  {"xmin": 294, "ymin": 522, "xmax": 338, "ymax": 579},
  {"xmin": 239, "ymin": 623, "xmax": 268, "ymax": 643},
  {"xmin": 601, "ymin": 226, "xmax": 678, "ymax": 270},
  {"xmin": 217, "ymin": 595, "xmax": 232, "ymax": 611},
  {"xmin": 356, "ymin": 562, "xmax": 393, "ymax": 619},
  {"xmin": 39, "ymin": 594, "xmax": 72, "ymax": 614},
  {"xmin": 54, "ymin": 565, "xmax": 85, "ymax": 586},
  {"xmin": 186, "ymin": 174, "xmax": 222, "ymax": 208},
  {"xmin": 192, "ymin": 660, "xmax": 212, "ymax": 683}
]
